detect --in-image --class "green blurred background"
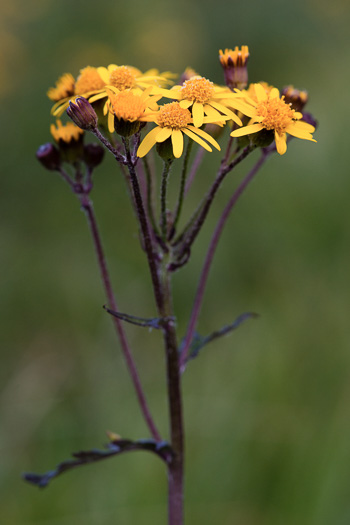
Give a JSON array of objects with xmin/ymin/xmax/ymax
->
[{"xmin": 1, "ymin": 0, "xmax": 350, "ymax": 523}]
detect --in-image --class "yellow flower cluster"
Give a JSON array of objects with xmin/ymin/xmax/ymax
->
[{"xmin": 47, "ymin": 49, "xmax": 316, "ymax": 157}]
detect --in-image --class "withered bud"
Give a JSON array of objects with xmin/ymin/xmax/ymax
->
[
  {"xmin": 66, "ymin": 97, "xmax": 98, "ymax": 130},
  {"xmin": 219, "ymin": 46, "xmax": 249, "ymax": 90},
  {"xmin": 36, "ymin": 143, "xmax": 61, "ymax": 171},
  {"xmin": 83, "ymin": 143, "xmax": 105, "ymax": 168},
  {"xmin": 281, "ymin": 86, "xmax": 308, "ymax": 112}
]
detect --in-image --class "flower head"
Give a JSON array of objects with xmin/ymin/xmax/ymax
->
[
  {"xmin": 229, "ymin": 83, "xmax": 316, "ymax": 155},
  {"xmin": 50, "ymin": 66, "xmax": 106, "ymax": 116},
  {"xmin": 50, "ymin": 119, "xmax": 84, "ymax": 144},
  {"xmin": 137, "ymin": 101, "xmax": 227, "ymax": 159},
  {"xmin": 219, "ymin": 46, "xmax": 250, "ymax": 90},
  {"xmin": 157, "ymin": 76, "xmax": 243, "ymax": 128},
  {"xmin": 47, "ymin": 73, "xmax": 75, "ymax": 102}
]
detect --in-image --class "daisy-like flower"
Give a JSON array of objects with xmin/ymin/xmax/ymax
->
[
  {"xmin": 50, "ymin": 119, "xmax": 84, "ymax": 144},
  {"xmin": 219, "ymin": 46, "xmax": 250, "ymax": 90},
  {"xmin": 229, "ymin": 83, "xmax": 316, "ymax": 155},
  {"xmin": 47, "ymin": 73, "xmax": 75, "ymax": 102},
  {"xmin": 105, "ymin": 88, "xmax": 161, "ymax": 135},
  {"xmin": 155, "ymin": 76, "xmax": 244, "ymax": 128},
  {"xmin": 50, "ymin": 66, "xmax": 106, "ymax": 116},
  {"xmin": 137, "ymin": 101, "xmax": 227, "ymax": 159}
]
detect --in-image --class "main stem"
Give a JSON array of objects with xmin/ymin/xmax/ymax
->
[
  {"xmin": 122, "ymin": 140, "xmax": 184, "ymax": 524},
  {"xmin": 79, "ymin": 193, "xmax": 161, "ymax": 441}
]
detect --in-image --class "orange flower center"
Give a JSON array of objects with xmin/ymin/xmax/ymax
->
[
  {"xmin": 75, "ymin": 67, "xmax": 105, "ymax": 94},
  {"xmin": 109, "ymin": 66, "xmax": 137, "ymax": 90},
  {"xmin": 47, "ymin": 73, "xmax": 75, "ymax": 101},
  {"xmin": 180, "ymin": 77, "xmax": 214, "ymax": 103},
  {"xmin": 110, "ymin": 91, "xmax": 146, "ymax": 121},
  {"xmin": 50, "ymin": 120, "xmax": 84, "ymax": 143},
  {"xmin": 156, "ymin": 102, "xmax": 191, "ymax": 129},
  {"xmin": 256, "ymin": 96, "xmax": 297, "ymax": 134}
]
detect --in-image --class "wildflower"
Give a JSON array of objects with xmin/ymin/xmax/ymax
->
[
  {"xmin": 50, "ymin": 66, "xmax": 106, "ymax": 116},
  {"xmin": 219, "ymin": 46, "xmax": 250, "ymax": 90},
  {"xmin": 137, "ymin": 101, "xmax": 227, "ymax": 159},
  {"xmin": 229, "ymin": 83, "xmax": 316, "ymax": 155},
  {"xmin": 105, "ymin": 88, "xmax": 161, "ymax": 135},
  {"xmin": 83, "ymin": 143, "xmax": 105, "ymax": 168},
  {"xmin": 66, "ymin": 97, "xmax": 98, "ymax": 130},
  {"xmin": 96, "ymin": 64, "xmax": 171, "ymax": 91},
  {"xmin": 158, "ymin": 76, "xmax": 243, "ymax": 128},
  {"xmin": 47, "ymin": 73, "xmax": 75, "ymax": 102}
]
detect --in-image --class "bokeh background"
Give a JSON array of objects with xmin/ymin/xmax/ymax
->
[{"xmin": 1, "ymin": 0, "xmax": 350, "ymax": 523}]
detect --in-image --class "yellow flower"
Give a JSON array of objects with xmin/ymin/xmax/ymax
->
[
  {"xmin": 47, "ymin": 73, "xmax": 75, "ymax": 102},
  {"xmin": 137, "ymin": 101, "xmax": 227, "ymax": 159},
  {"xmin": 50, "ymin": 119, "xmax": 84, "ymax": 144},
  {"xmin": 50, "ymin": 66, "xmax": 106, "ymax": 116},
  {"xmin": 229, "ymin": 83, "xmax": 316, "ymax": 155},
  {"xmin": 155, "ymin": 76, "xmax": 243, "ymax": 128},
  {"xmin": 105, "ymin": 88, "xmax": 161, "ymax": 134}
]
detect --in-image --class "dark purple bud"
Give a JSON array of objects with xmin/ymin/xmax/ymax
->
[
  {"xmin": 83, "ymin": 143, "xmax": 105, "ymax": 168},
  {"xmin": 66, "ymin": 97, "xmax": 98, "ymax": 130},
  {"xmin": 282, "ymin": 86, "xmax": 308, "ymax": 112},
  {"xmin": 36, "ymin": 143, "xmax": 61, "ymax": 171}
]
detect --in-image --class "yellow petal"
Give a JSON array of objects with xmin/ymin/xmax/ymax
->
[
  {"xmin": 97, "ymin": 67, "xmax": 110, "ymax": 84},
  {"xmin": 285, "ymin": 125, "xmax": 317, "ymax": 142},
  {"xmin": 108, "ymin": 111, "xmax": 115, "ymax": 133},
  {"xmin": 203, "ymin": 104, "xmax": 222, "ymax": 119},
  {"xmin": 269, "ymin": 88, "xmax": 280, "ymax": 99},
  {"xmin": 221, "ymin": 99, "xmax": 257, "ymax": 118},
  {"xmin": 137, "ymin": 126, "xmax": 162, "ymax": 157},
  {"xmin": 274, "ymin": 131, "xmax": 287, "ymax": 155},
  {"xmin": 292, "ymin": 120, "xmax": 315, "ymax": 133},
  {"xmin": 171, "ymin": 129, "xmax": 184, "ymax": 158},
  {"xmin": 156, "ymin": 127, "xmax": 172, "ymax": 142},
  {"xmin": 230, "ymin": 123, "xmax": 263, "ymax": 137},
  {"xmin": 192, "ymin": 101, "xmax": 204, "ymax": 127},
  {"xmin": 182, "ymin": 128, "xmax": 212, "ymax": 152},
  {"xmin": 89, "ymin": 92, "xmax": 107, "ymax": 104},
  {"xmin": 254, "ymin": 83, "xmax": 268, "ymax": 102},
  {"xmin": 186, "ymin": 125, "xmax": 221, "ymax": 150},
  {"xmin": 179, "ymin": 99, "xmax": 193, "ymax": 109},
  {"xmin": 209, "ymin": 101, "xmax": 242, "ymax": 126}
]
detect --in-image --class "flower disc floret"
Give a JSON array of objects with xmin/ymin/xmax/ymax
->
[
  {"xmin": 156, "ymin": 102, "xmax": 192, "ymax": 129},
  {"xmin": 111, "ymin": 91, "xmax": 146, "ymax": 121},
  {"xmin": 180, "ymin": 77, "xmax": 214, "ymax": 104},
  {"xmin": 256, "ymin": 96, "xmax": 296, "ymax": 135},
  {"xmin": 75, "ymin": 67, "xmax": 105, "ymax": 95},
  {"xmin": 109, "ymin": 66, "xmax": 137, "ymax": 90}
]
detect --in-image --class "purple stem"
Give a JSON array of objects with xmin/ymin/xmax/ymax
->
[
  {"xmin": 79, "ymin": 193, "xmax": 161, "ymax": 441},
  {"xmin": 180, "ymin": 152, "xmax": 268, "ymax": 370},
  {"xmin": 184, "ymin": 146, "xmax": 205, "ymax": 196}
]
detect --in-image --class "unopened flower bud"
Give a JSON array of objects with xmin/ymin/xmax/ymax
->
[
  {"xmin": 36, "ymin": 143, "xmax": 61, "ymax": 171},
  {"xmin": 219, "ymin": 46, "xmax": 249, "ymax": 90},
  {"xmin": 281, "ymin": 86, "xmax": 308, "ymax": 112},
  {"xmin": 66, "ymin": 97, "xmax": 98, "ymax": 130},
  {"xmin": 83, "ymin": 143, "xmax": 105, "ymax": 168}
]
